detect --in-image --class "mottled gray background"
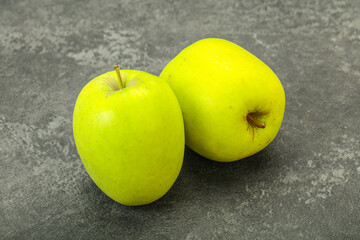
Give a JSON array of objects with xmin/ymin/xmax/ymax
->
[{"xmin": 1, "ymin": 0, "xmax": 360, "ymax": 239}]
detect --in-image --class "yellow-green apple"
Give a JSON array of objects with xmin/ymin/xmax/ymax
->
[
  {"xmin": 73, "ymin": 66, "xmax": 185, "ymax": 206},
  {"xmin": 160, "ymin": 38, "xmax": 285, "ymax": 162}
]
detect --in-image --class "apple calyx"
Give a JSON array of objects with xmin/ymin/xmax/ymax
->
[
  {"xmin": 247, "ymin": 113, "xmax": 266, "ymax": 128},
  {"xmin": 114, "ymin": 65, "xmax": 125, "ymax": 89}
]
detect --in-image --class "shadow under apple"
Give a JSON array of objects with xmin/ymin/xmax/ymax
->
[
  {"xmin": 145, "ymin": 143, "xmax": 282, "ymax": 209},
  {"xmin": 80, "ymin": 142, "xmax": 281, "ymax": 212},
  {"xmin": 73, "ymin": 142, "xmax": 284, "ymax": 240}
]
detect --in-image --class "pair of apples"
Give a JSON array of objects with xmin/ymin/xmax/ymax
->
[{"xmin": 73, "ymin": 38, "xmax": 286, "ymax": 206}]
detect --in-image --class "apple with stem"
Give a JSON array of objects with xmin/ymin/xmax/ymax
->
[
  {"xmin": 73, "ymin": 66, "xmax": 185, "ymax": 206},
  {"xmin": 160, "ymin": 38, "xmax": 286, "ymax": 162}
]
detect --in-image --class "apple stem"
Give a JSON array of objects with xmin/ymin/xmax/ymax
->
[
  {"xmin": 114, "ymin": 65, "xmax": 125, "ymax": 89},
  {"xmin": 247, "ymin": 114, "xmax": 266, "ymax": 128}
]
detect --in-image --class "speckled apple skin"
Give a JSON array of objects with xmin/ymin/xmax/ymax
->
[
  {"xmin": 73, "ymin": 70, "xmax": 185, "ymax": 206},
  {"xmin": 160, "ymin": 38, "xmax": 285, "ymax": 162}
]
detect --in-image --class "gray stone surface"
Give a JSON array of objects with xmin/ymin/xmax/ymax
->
[{"xmin": 1, "ymin": 0, "xmax": 360, "ymax": 239}]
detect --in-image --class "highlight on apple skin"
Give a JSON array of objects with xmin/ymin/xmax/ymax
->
[
  {"xmin": 160, "ymin": 38, "xmax": 286, "ymax": 162},
  {"xmin": 73, "ymin": 67, "xmax": 185, "ymax": 206}
]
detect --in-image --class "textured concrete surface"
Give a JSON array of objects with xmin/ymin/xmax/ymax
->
[{"xmin": 1, "ymin": 0, "xmax": 360, "ymax": 239}]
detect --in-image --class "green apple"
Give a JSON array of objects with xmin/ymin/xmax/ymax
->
[
  {"xmin": 73, "ymin": 66, "xmax": 185, "ymax": 206},
  {"xmin": 160, "ymin": 38, "xmax": 285, "ymax": 162}
]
